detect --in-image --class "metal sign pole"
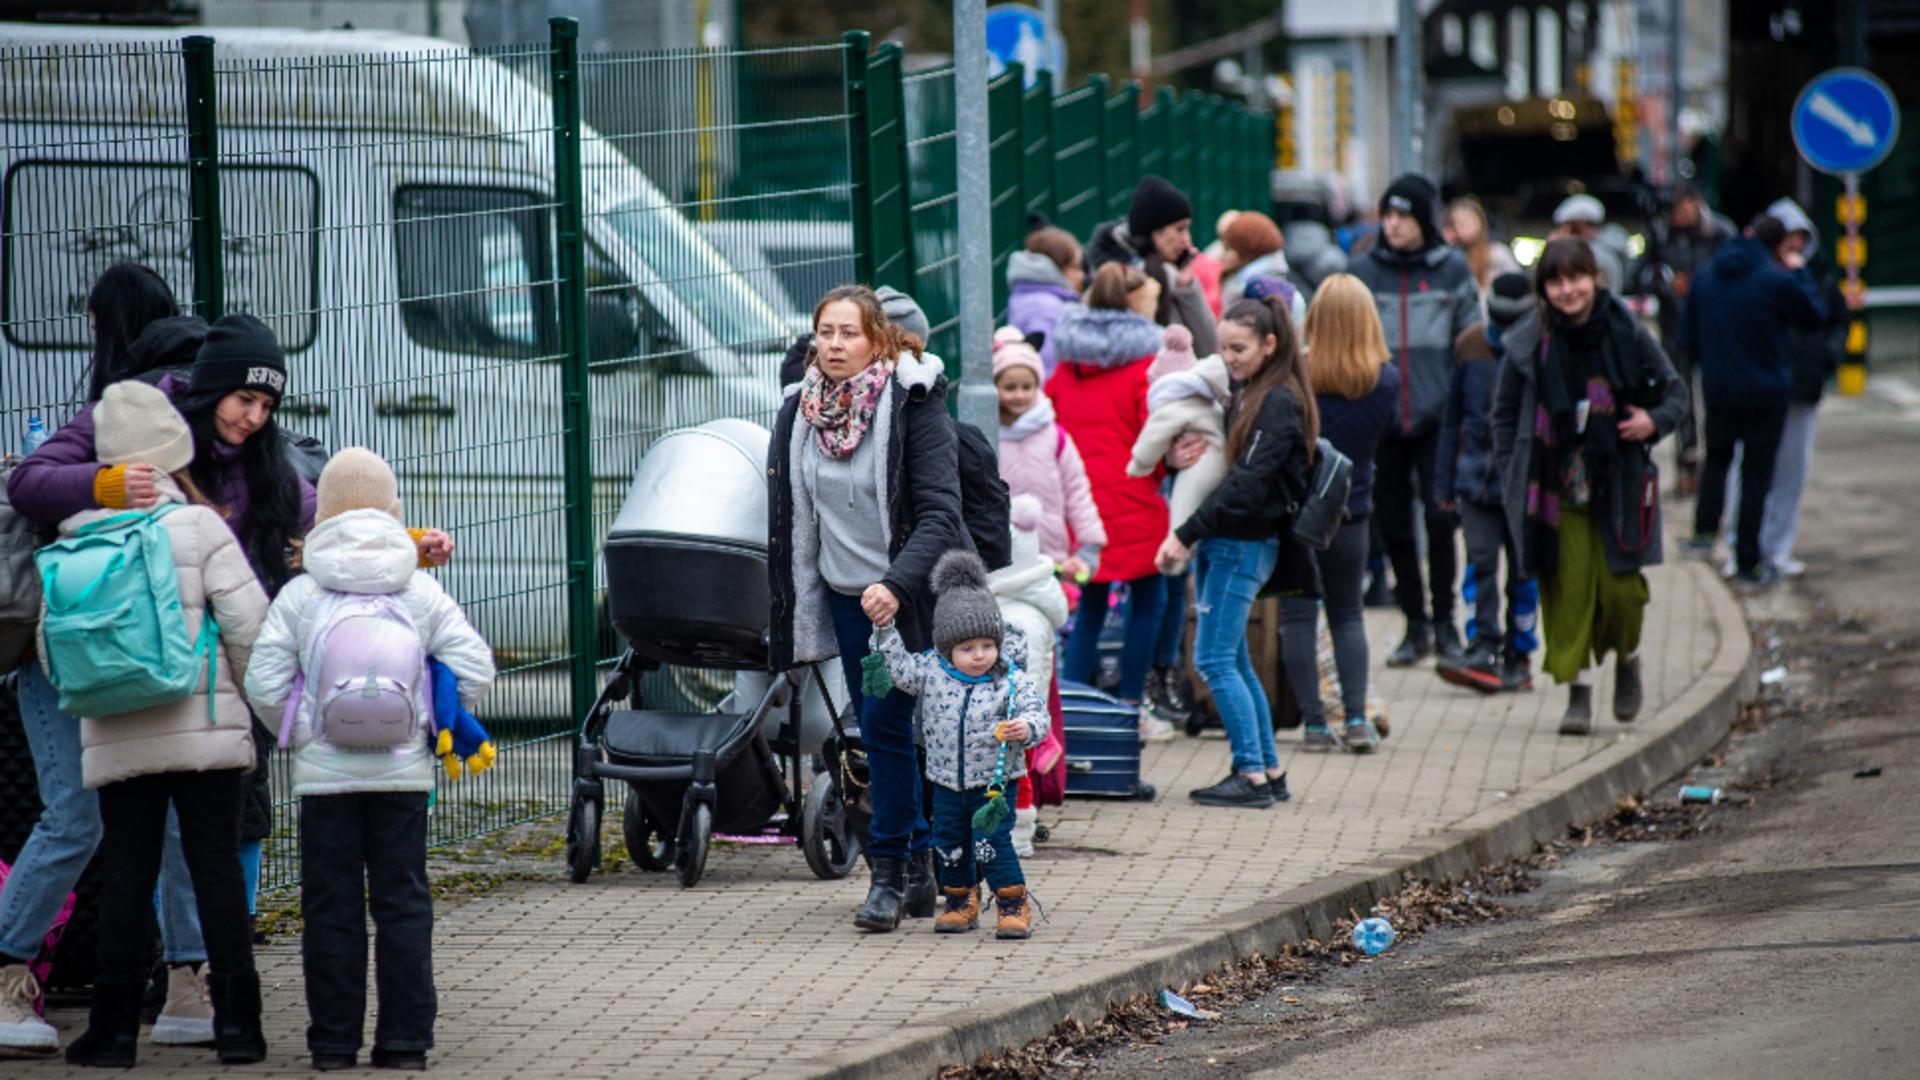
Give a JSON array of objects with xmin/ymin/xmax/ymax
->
[{"xmin": 955, "ymin": 0, "xmax": 997, "ymax": 431}]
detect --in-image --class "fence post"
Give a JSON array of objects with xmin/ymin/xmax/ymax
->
[
  {"xmin": 548, "ymin": 16, "xmax": 598, "ymax": 724},
  {"xmin": 1085, "ymin": 74, "xmax": 1110, "ymax": 223},
  {"xmin": 182, "ymin": 36, "xmax": 223, "ymax": 320},
  {"xmin": 843, "ymin": 31, "xmax": 877, "ymax": 285}
]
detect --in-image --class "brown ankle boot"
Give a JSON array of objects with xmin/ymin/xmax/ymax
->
[
  {"xmin": 934, "ymin": 886, "xmax": 980, "ymax": 933},
  {"xmin": 993, "ymin": 884, "xmax": 1033, "ymax": 940}
]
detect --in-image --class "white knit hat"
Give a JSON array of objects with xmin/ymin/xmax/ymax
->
[
  {"xmin": 93, "ymin": 380, "xmax": 193, "ymax": 474},
  {"xmin": 316, "ymin": 446, "xmax": 403, "ymax": 524}
]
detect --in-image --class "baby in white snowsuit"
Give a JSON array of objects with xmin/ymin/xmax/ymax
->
[{"xmin": 1126, "ymin": 324, "xmax": 1231, "ymax": 574}]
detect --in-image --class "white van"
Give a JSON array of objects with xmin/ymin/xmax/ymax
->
[{"xmin": 0, "ymin": 25, "xmax": 794, "ymax": 716}]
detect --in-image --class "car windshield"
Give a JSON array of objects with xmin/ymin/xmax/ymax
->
[{"xmin": 601, "ymin": 197, "xmax": 791, "ymax": 350}]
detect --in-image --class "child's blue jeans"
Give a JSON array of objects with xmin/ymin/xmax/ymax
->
[{"xmin": 929, "ymin": 784, "xmax": 1024, "ymax": 893}]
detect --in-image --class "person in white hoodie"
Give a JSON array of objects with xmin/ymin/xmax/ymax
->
[
  {"xmin": 245, "ymin": 447, "xmax": 494, "ymax": 1072},
  {"xmin": 42, "ymin": 380, "xmax": 270, "ymax": 1069},
  {"xmin": 1126, "ymin": 324, "xmax": 1232, "ymax": 574},
  {"xmin": 989, "ymin": 495, "xmax": 1071, "ymax": 856}
]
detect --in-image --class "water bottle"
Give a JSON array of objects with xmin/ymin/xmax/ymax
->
[
  {"xmin": 1352, "ymin": 916, "xmax": 1397, "ymax": 955},
  {"xmin": 19, "ymin": 415, "xmax": 48, "ymax": 457}
]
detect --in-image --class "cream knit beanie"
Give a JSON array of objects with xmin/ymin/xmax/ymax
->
[
  {"xmin": 315, "ymin": 447, "xmax": 402, "ymax": 524},
  {"xmin": 94, "ymin": 381, "xmax": 193, "ymax": 474}
]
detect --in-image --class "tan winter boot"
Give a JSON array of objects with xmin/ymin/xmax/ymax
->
[
  {"xmin": 0, "ymin": 963, "xmax": 58, "ymax": 1054},
  {"xmin": 993, "ymin": 884, "xmax": 1033, "ymax": 940},
  {"xmin": 934, "ymin": 886, "xmax": 980, "ymax": 933},
  {"xmin": 150, "ymin": 965, "xmax": 215, "ymax": 1046}
]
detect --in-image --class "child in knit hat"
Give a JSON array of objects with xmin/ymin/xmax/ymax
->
[
  {"xmin": 244, "ymin": 447, "xmax": 495, "ymax": 1071},
  {"xmin": 992, "ymin": 325, "xmax": 1106, "ymax": 583},
  {"xmin": 1125, "ymin": 324, "xmax": 1232, "ymax": 574},
  {"xmin": 43, "ymin": 380, "xmax": 272, "ymax": 1068},
  {"xmin": 870, "ymin": 549, "xmax": 1049, "ymax": 939}
]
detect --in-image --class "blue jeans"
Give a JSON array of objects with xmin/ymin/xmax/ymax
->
[
  {"xmin": 1061, "ymin": 575, "xmax": 1167, "ymax": 702},
  {"xmin": 1152, "ymin": 568, "xmax": 1189, "ymax": 667},
  {"xmin": 0, "ymin": 664, "xmax": 207, "ymax": 965},
  {"xmin": 1193, "ymin": 538, "xmax": 1280, "ymax": 775},
  {"xmin": 826, "ymin": 590, "xmax": 928, "ymax": 862},
  {"xmin": 929, "ymin": 785, "xmax": 1023, "ymax": 893}
]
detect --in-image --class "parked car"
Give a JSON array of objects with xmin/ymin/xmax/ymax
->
[
  {"xmin": 0, "ymin": 24, "xmax": 791, "ymax": 716},
  {"xmin": 694, "ymin": 219, "xmax": 855, "ymax": 328}
]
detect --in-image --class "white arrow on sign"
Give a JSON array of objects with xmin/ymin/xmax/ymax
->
[{"xmin": 1810, "ymin": 90, "xmax": 1879, "ymax": 148}]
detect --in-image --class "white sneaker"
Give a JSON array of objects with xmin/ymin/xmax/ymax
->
[
  {"xmin": 1138, "ymin": 712, "xmax": 1177, "ymax": 743},
  {"xmin": 0, "ymin": 963, "xmax": 58, "ymax": 1054},
  {"xmin": 1010, "ymin": 806, "xmax": 1037, "ymax": 858},
  {"xmin": 1774, "ymin": 558, "xmax": 1807, "ymax": 577},
  {"xmin": 150, "ymin": 965, "xmax": 215, "ymax": 1046}
]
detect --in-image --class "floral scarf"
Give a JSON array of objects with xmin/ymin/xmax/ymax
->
[
  {"xmin": 799, "ymin": 359, "xmax": 893, "ymax": 460},
  {"xmin": 1525, "ymin": 295, "xmax": 1639, "ymax": 577}
]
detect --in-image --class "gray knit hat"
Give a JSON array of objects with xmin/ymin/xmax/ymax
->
[
  {"xmin": 874, "ymin": 285, "xmax": 931, "ymax": 346},
  {"xmin": 94, "ymin": 380, "xmax": 193, "ymax": 474},
  {"xmin": 930, "ymin": 549, "xmax": 1002, "ymax": 656}
]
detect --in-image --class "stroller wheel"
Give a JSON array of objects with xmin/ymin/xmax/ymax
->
[
  {"xmin": 801, "ymin": 775, "xmax": 861, "ymax": 880},
  {"xmin": 565, "ymin": 797, "xmax": 600, "ymax": 884},
  {"xmin": 675, "ymin": 802, "xmax": 712, "ymax": 888},
  {"xmin": 622, "ymin": 790, "xmax": 676, "ymax": 872}
]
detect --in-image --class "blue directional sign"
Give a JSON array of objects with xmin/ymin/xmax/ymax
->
[
  {"xmin": 985, "ymin": 4, "xmax": 1065, "ymax": 87},
  {"xmin": 1792, "ymin": 68, "xmax": 1901, "ymax": 175}
]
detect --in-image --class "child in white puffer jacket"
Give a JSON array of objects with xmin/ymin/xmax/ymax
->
[
  {"xmin": 1126, "ymin": 324, "xmax": 1232, "ymax": 573},
  {"xmin": 245, "ymin": 448, "xmax": 493, "ymax": 1072}
]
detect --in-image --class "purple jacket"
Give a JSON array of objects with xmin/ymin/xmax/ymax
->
[
  {"xmin": 6, "ymin": 373, "xmax": 318, "ymax": 556},
  {"xmin": 1005, "ymin": 251, "xmax": 1082, "ymax": 377}
]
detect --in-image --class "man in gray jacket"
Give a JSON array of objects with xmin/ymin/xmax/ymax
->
[{"xmin": 1350, "ymin": 174, "xmax": 1483, "ymax": 666}]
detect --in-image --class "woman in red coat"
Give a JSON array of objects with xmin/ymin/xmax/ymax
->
[{"xmin": 1048, "ymin": 263, "xmax": 1172, "ymax": 723}]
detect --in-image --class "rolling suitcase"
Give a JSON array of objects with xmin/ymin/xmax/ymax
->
[{"xmin": 1058, "ymin": 680, "xmax": 1155, "ymax": 801}]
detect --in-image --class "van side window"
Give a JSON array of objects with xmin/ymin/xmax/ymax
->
[{"xmin": 393, "ymin": 186, "xmax": 556, "ymax": 359}]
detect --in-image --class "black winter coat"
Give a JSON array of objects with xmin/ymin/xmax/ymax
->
[
  {"xmin": 767, "ymin": 354, "xmax": 969, "ymax": 669},
  {"xmin": 1173, "ymin": 385, "xmax": 1317, "ymax": 597}
]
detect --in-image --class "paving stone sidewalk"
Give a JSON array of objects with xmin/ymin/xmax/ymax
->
[{"xmin": 15, "ymin": 555, "xmax": 1726, "ymax": 1079}]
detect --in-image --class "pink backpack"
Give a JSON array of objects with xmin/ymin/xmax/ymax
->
[{"xmin": 286, "ymin": 592, "xmax": 428, "ymax": 750}]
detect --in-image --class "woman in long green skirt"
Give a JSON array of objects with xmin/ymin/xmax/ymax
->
[{"xmin": 1492, "ymin": 238, "xmax": 1690, "ymax": 734}]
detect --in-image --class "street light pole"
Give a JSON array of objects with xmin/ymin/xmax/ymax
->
[
  {"xmin": 953, "ymin": 0, "xmax": 996, "ymax": 432},
  {"xmin": 1393, "ymin": 0, "xmax": 1421, "ymax": 177},
  {"xmin": 1667, "ymin": 0, "xmax": 1683, "ymax": 182}
]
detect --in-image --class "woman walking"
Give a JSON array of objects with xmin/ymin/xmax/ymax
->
[
  {"xmin": 1154, "ymin": 295, "xmax": 1317, "ymax": 808},
  {"xmin": 1049, "ymin": 265, "xmax": 1171, "ymax": 730},
  {"xmin": 767, "ymin": 285, "xmax": 967, "ymax": 932},
  {"xmin": 1492, "ymin": 238, "xmax": 1688, "ymax": 734},
  {"xmin": 1281, "ymin": 275, "xmax": 1400, "ymax": 753}
]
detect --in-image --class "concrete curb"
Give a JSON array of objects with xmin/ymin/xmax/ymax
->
[{"xmin": 805, "ymin": 560, "xmax": 1757, "ymax": 1080}]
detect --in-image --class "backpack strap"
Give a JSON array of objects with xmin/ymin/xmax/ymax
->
[
  {"xmin": 194, "ymin": 610, "xmax": 220, "ymax": 726},
  {"xmin": 72, "ymin": 503, "xmax": 180, "ymax": 537},
  {"xmin": 1054, "ymin": 425, "xmax": 1066, "ymax": 459},
  {"xmin": 278, "ymin": 672, "xmax": 304, "ymax": 749}
]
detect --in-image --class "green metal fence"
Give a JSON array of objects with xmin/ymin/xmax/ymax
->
[{"xmin": 0, "ymin": 24, "xmax": 1269, "ymax": 890}]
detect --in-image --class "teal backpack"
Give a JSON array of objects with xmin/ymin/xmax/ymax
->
[{"xmin": 35, "ymin": 505, "xmax": 218, "ymax": 722}]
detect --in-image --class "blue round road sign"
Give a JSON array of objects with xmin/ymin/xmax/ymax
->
[
  {"xmin": 985, "ymin": 4, "xmax": 1065, "ymax": 86},
  {"xmin": 1792, "ymin": 68, "xmax": 1901, "ymax": 175}
]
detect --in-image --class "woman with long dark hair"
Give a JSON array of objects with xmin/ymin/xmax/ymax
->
[
  {"xmin": 1492, "ymin": 238, "xmax": 1688, "ymax": 734},
  {"xmin": 1155, "ymin": 295, "xmax": 1317, "ymax": 809},
  {"xmin": 83, "ymin": 262, "xmax": 180, "ymax": 402}
]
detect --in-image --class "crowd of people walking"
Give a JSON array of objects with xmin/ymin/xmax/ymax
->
[{"xmin": 0, "ymin": 158, "xmax": 1837, "ymax": 1065}]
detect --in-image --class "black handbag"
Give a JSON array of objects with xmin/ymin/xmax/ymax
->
[{"xmin": 1289, "ymin": 438, "xmax": 1352, "ymax": 551}]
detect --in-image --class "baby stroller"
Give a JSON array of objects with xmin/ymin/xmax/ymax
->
[{"xmin": 564, "ymin": 419, "xmax": 865, "ymax": 888}]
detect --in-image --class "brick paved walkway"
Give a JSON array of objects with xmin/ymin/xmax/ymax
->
[{"xmin": 18, "ymin": 555, "xmax": 1725, "ymax": 1079}]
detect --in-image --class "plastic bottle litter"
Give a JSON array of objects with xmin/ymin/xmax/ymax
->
[
  {"xmin": 1157, "ymin": 989, "xmax": 1218, "ymax": 1021},
  {"xmin": 19, "ymin": 416, "xmax": 47, "ymax": 457},
  {"xmin": 1351, "ymin": 916, "xmax": 1397, "ymax": 955},
  {"xmin": 1678, "ymin": 785, "xmax": 1724, "ymax": 805}
]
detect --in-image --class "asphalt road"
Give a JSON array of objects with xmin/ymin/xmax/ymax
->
[{"xmin": 1082, "ymin": 374, "xmax": 1920, "ymax": 1080}]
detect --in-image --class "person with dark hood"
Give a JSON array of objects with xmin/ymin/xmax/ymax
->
[
  {"xmin": 1084, "ymin": 175, "xmax": 1218, "ymax": 356},
  {"xmin": 1677, "ymin": 214, "xmax": 1825, "ymax": 585},
  {"xmin": 1348, "ymin": 174, "xmax": 1482, "ymax": 668},
  {"xmin": 82, "ymin": 262, "xmax": 180, "ymax": 402},
  {"xmin": 1492, "ymin": 239, "xmax": 1689, "ymax": 736}
]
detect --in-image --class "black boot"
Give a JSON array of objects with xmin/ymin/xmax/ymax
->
[
  {"xmin": 902, "ymin": 850, "xmax": 937, "ymax": 919},
  {"xmin": 1433, "ymin": 622, "xmax": 1465, "ymax": 664},
  {"xmin": 65, "ymin": 977, "xmax": 145, "ymax": 1068},
  {"xmin": 853, "ymin": 857, "xmax": 907, "ymax": 932},
  {"xmin": 1558, "ymin": 684, "xmax": 1595, "ymax": 736},
  {"xmin": 1613, "ymin": 656, "xmax": 1643, "ymax": 722},
  {"xmin": 209, "ymin": 969, "xmax": 267, "ymax": 1065},
  {"xmin": 1386, "ymin": 621, "xmax": 1433, "ymax": 667}
]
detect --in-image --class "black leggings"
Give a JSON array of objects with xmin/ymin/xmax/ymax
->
[
  {"xmin": 1281, "ymin": 518, "xmax": 1371, "ymax": 726},
  {"xmin": 95, "ymin": 769, "xmax": 253, "ymax": 984},
  {"xmin": 1375, "ymin": 428, "xmax": 1457, "ymax": 625}
]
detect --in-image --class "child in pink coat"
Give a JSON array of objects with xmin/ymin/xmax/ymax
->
[{"xmin": 993, "ymin": 326, "xmax": 1107, "ymax": 580}]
